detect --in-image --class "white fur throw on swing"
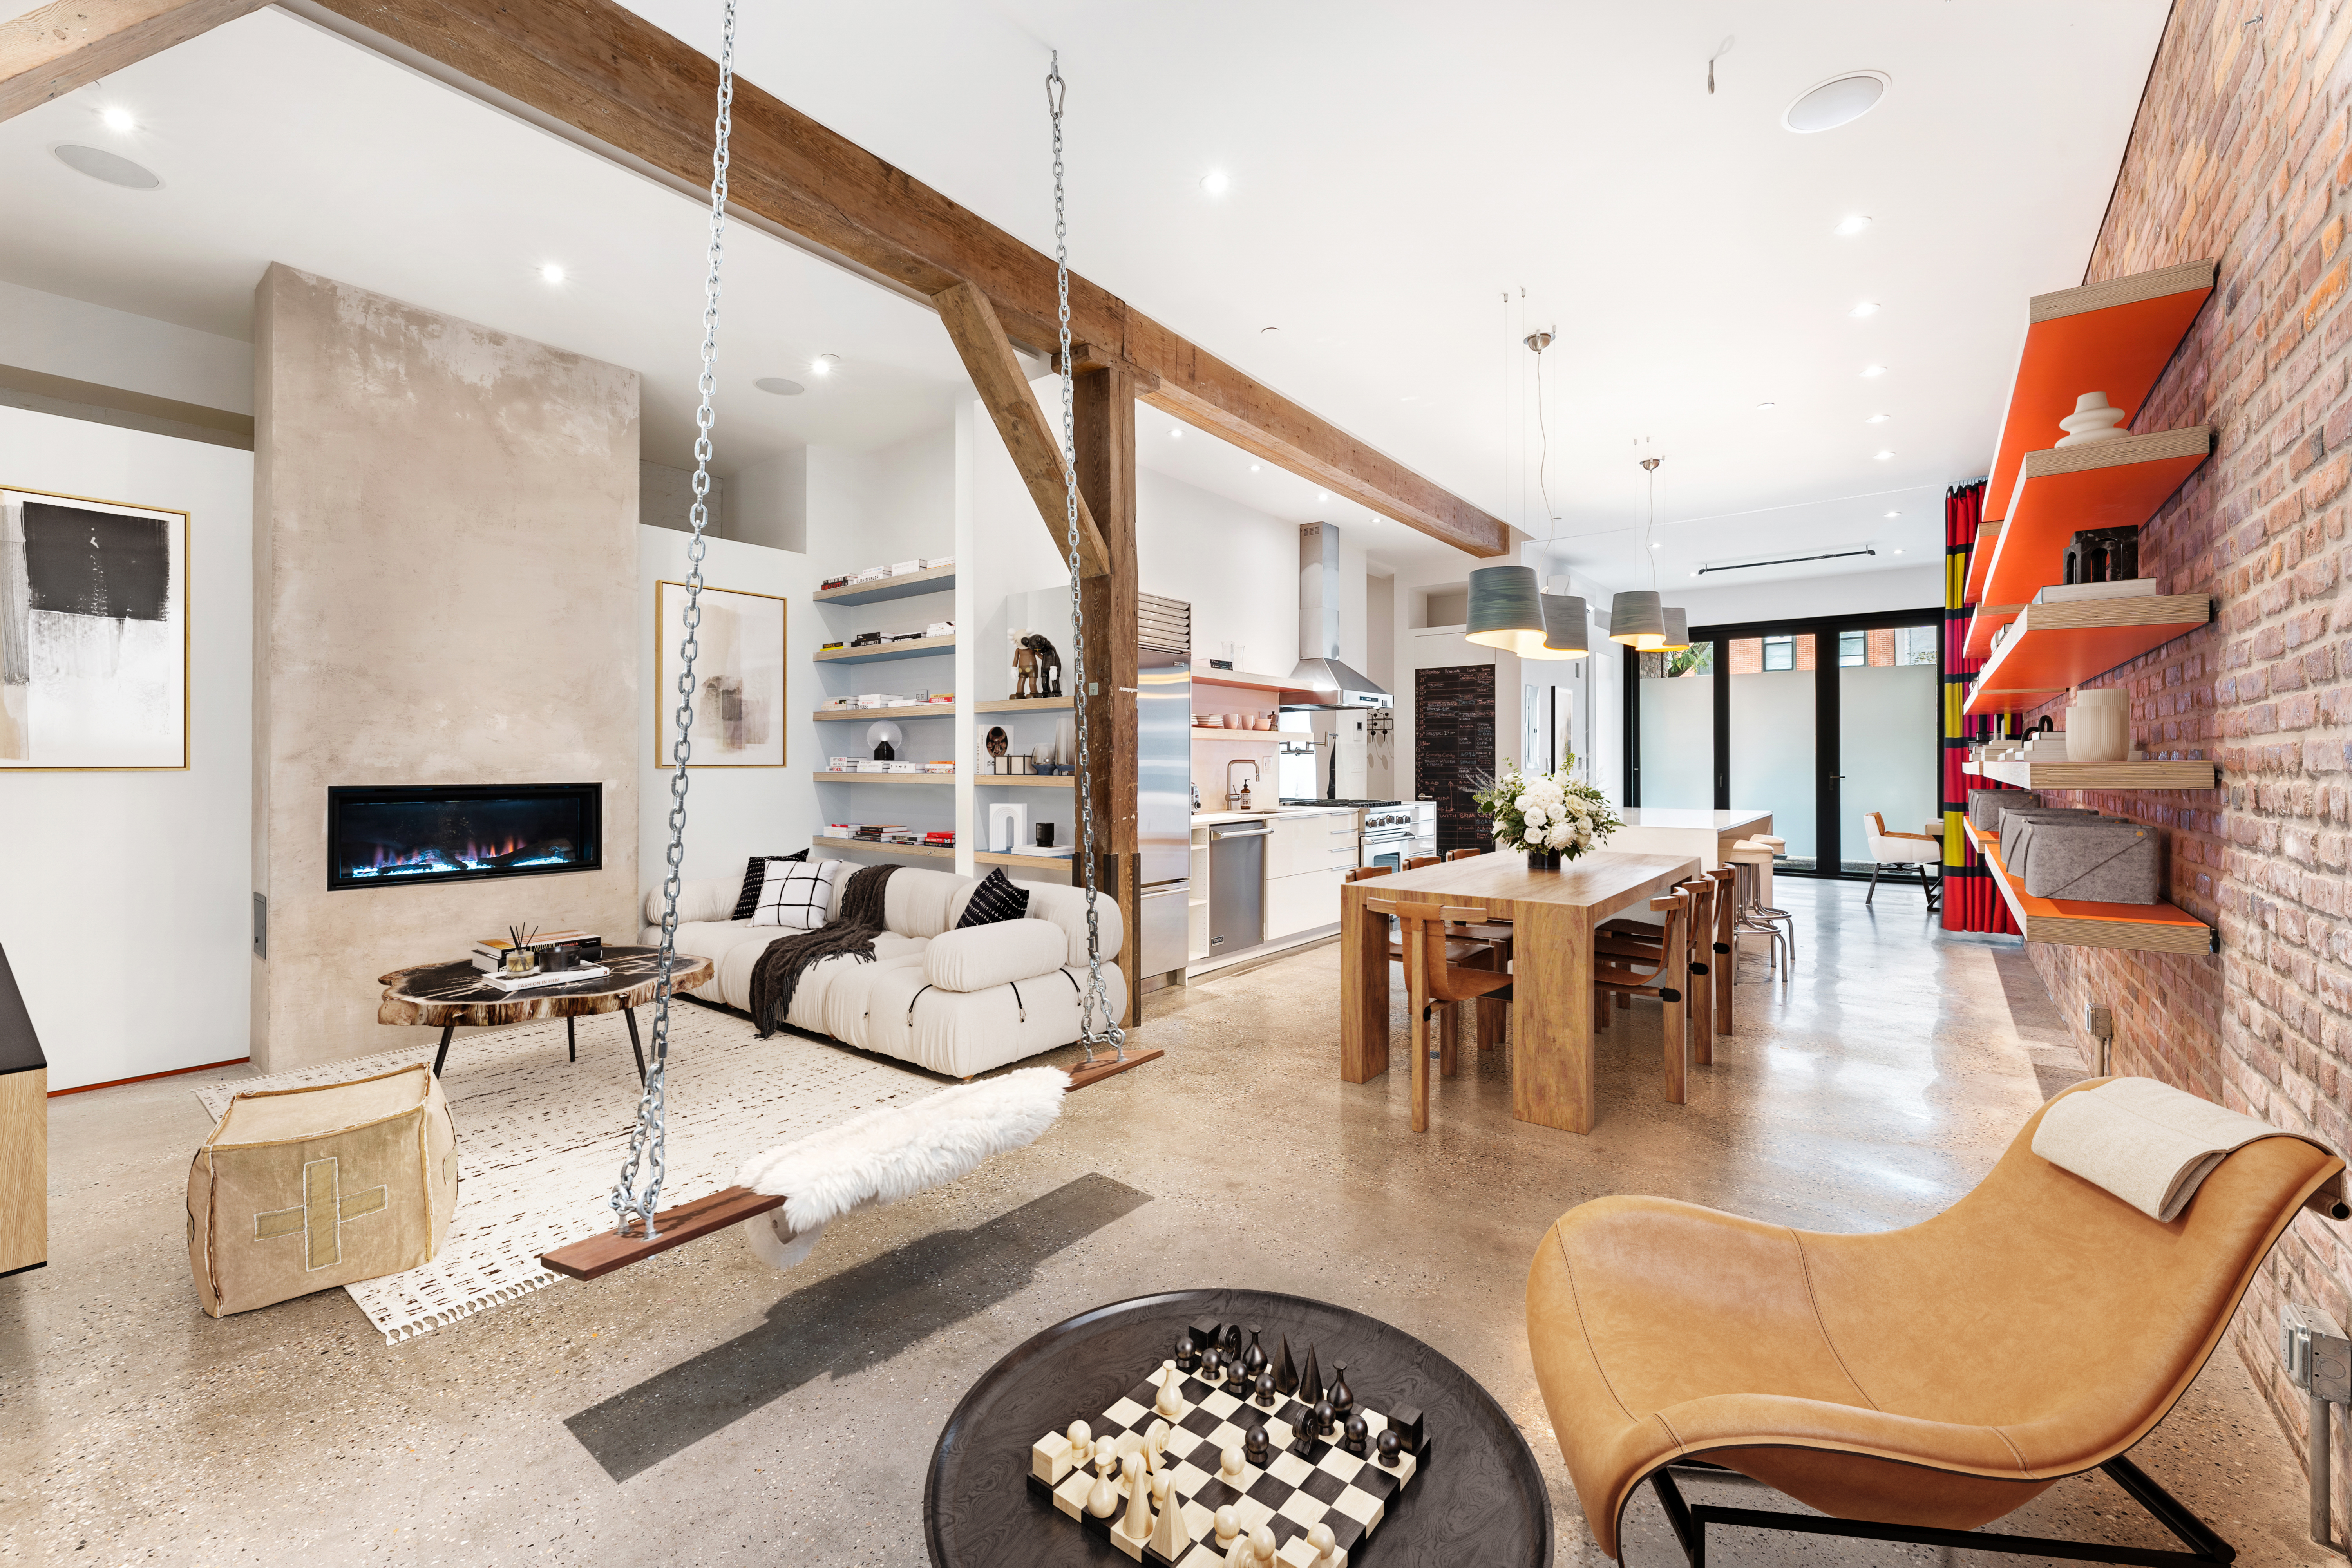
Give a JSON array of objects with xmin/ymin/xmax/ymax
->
[{"xmin": 736, "ymin": 1066, "xmax": 1067, "ymax": 1270}]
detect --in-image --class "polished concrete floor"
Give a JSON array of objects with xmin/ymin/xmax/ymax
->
[{"xmin": 4, "ymin": 878, "xmax": 2330, "ymax": 1565}]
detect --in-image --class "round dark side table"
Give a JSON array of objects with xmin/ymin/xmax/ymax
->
[{"xmin": 924, "ymin": 1288, "xmax": 1553, "ymax": 1566}]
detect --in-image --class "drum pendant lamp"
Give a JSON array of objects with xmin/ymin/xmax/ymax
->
[
  {"xmin": 1465, "ymin": 564, "xmax": 1549, "ymax": 656},
  {"xmin": 1532, "ymin": 591, "xmax": 1590, "ymax": 658},
  {"xmin": 1655, "ymin": 607, "xmax": 1692, "ymax": 652},
  {"xmin": 1608, "ymin": 590, "xmax": 1666, "ymax": 648}
]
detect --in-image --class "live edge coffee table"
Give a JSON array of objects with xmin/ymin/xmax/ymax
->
[
  {"xmin": 924, "ymin": 1288, "xmax": 1553, "ymax": 1567},
  {"xmin": 376, "ymin": 945, "xmax": 715, "ymax": 1080}
]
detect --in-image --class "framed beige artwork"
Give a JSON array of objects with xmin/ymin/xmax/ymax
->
[
  {"xmin": 656, "ymin": 580, "xmax": 785, "ymax": 768},
  {"xmin": 1, "ymin": 485, "xmax": 190, "ymax": 770}
]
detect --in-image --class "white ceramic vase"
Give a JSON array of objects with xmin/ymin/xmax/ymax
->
[
  {"xmin": 2066, "ymin": 687, "xmax": 2131, "ymax": 763},
  {"xmin": 2055, "ymin": 391, "xmax": 2130, "ymax": 447}
]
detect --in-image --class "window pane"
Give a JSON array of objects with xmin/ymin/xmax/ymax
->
[
  {"xmin": 1839, "ymin": 625, "xmax": 1940, "ymax": 874},
  {"xmin": 1729, "ymin": 633, "xmax": 1815, "ymax": 866},
  {"xmin": 1638, "ymin": 646, "xmax": 1713, "ymax": 808},
  {"xmin": 1762, "ymin": 635, "xmax": 1795, "ymax": 672},
  {"xmin": 1838, "ymin": 631, "xmax": 1867, "ymax": 667}
]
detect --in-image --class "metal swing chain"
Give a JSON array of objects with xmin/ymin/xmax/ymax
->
[
  {"xmin": 1047, "ymin": 53, "xmax": 1122, "ymax": 1063},
  {"xmin": 611, "ymin": 0, "xmax": 736, "ymax": 1241}
]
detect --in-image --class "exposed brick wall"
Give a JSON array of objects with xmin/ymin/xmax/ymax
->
[{"xmin": 2028, "ymin": 0, "xmax": 2352, "ymax": 1526}]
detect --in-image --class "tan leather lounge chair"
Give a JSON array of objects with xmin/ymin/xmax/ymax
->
[{"xmin": 1526, "ymin": 1080, "xmax": 2345, "ymax": 1564}]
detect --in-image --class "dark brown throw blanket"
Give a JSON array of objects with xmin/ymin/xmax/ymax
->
[{"xmin": 748, "ymin": 864, "xmax": 897, "ymax": 1038}]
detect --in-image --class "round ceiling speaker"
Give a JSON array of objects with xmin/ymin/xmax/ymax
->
[
  {"xmin": 54, "ymin": 144, "xmax": 160, "ymax": 188},
  {"xmin": 1782, "ymin": 72, "xmax": 1889, "ymax": 134},
  {"xmin": 754, "ymin": 377, "xmax": 806, "ymax": 396}
]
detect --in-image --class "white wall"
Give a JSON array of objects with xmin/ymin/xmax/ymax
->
[
  {"xmin": 639, "ymin": 460, "xmax": 726, "ymax": 537},
  {"xmin": 0, "ymin": 279, "xmax": 253, "ymax": 414},
  {"xmin": 1671, "ymin": 564, "xmax": 1944, "ymax": 629},
  {"xmin": 0, "ymin": 407, "xmax": 252, "ymax": 1089}
]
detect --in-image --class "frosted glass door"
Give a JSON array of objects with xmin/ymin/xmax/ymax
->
[
  {"xmin": 1838, "ymin": 624, "xmax": 1941, "ymax": 872},
  {"xmin": 1727, "ymin": 635, "xmax": 1815, "ymax": 869},
  {"xmin": 1636, "ymin": 644, "xmax": 1714, "ymax": 807}
]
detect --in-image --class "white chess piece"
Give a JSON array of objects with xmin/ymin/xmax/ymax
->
[
  {"xmin": 1225, "ymin": 1534, "xmax": 1252, "ymax": 1568},
  {"xmin": 1248, "ymin": 1523, "xmax": 1277, "ymax": 1565},
  {"xmin": 1144, "ymin": 1418, "xmax": 1171, "ymax": 1470},
  {"xmin": 1120, "ymin": 1453, "xmax": 1153, "ymax": 1542},
  {"xmin": 1213, "ymin": 1503, "xmax": 1240, "ymax": 1548},
  {"xmin": 1220, "ymin": 1444, "xmax": 1246, "ymax": 1483},
  {"xmin": 1085, "ymin": 1438, "xmax": 1119, "ymax": 1518},
  {"xmin": 1066, "ymin": 1420, "xmax": 1092, "ymax": 1466},
  {"xmin": 1148, "ymin": 1472, "xmax": 1193, "ymax": 1557},
  {"xmin": 1155, "ymin": 1360, "xmax": 1189, "ymax": 1419},
  {"xmin": 1305, "ymin": 1521, "xmax": 1339, "ymax": 1566}
]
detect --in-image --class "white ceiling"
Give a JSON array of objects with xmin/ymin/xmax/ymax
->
[{"xmin": 0, "ymin": 0, "xmax": 2168, "ymax": 594}]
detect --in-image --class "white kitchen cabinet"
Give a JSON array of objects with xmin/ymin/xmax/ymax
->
[
  {"xmin": 1265, "ymin": 864, "xmax": 1347, "ymax": 940},
  {"xmin": 1188, "ymin": 830, "xmax": 1211, "ymax": 962},
  {"xmin": 1265, "ymin": 811, "xmax": 1358, "ymax": 879}
]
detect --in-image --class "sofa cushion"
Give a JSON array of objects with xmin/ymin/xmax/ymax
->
[
  {"xmin": 956, "ymin": 866, "xmax": 1031, "ymax": 928},
  {"xmin": 729, "ymin": 851, "xmax": 808, "ymax": 921},
  {"xmin": 924, "ymin": 919, "xmax": 1069, "ymax": 993},
  {"xmin": 753, "ymin": 859, "xmax": 846, "ymax": 929},
  {"xmin": 1018, "ymin": 879, "xmax": 1125, "ymax": 967},
  {"xmin": 644, "ymin": 877, "xmax": 739, "ymax": 927},
  {"xmin": 883, "ymin": 868, "xmax": 978, "ymax": 939}
]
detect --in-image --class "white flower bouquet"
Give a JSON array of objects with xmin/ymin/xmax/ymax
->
[{"xmin": 1472, "ymin": 758, "xmax": 1623, "ymax": 866}]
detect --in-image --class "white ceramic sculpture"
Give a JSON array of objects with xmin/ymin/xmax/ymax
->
[
  {"xmin": 2055, "ymin": 391, "xmax": 2131, "ymax": 447},
  {"xmin": 2066, "ymin": 686, "xmax": 2131, "ymax": 763}
]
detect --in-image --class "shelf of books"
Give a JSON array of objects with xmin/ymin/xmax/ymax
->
[{"xmin": 813, "ymin": 561, "xmax": 954, "ymax": 606}]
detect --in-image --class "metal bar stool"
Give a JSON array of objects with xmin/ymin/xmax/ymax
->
[{"xmin": 1724, "ymin": 845, "xmax": 1791, "ymax": 978}]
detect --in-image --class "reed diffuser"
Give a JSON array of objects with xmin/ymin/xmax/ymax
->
[{"xmin": 502, "ymin": 924, "xmax": 539, "ymax": 975}]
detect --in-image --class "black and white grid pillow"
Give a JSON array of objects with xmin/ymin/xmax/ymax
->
[
  {"xmin": 751, "ymin": 859, "xmax": 843, "ymax": 930},
  {"xmin": 955, "ymin": 866, "xmax": 1031, "ymax": 928},
  {"xmin": 731, "ymin": 851, "xmax": 809, "ymax": 921}
]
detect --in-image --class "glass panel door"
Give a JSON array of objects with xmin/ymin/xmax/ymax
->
[
  {"xmin": 1837, "ymin": 622, "xmax": 1942, "ymax": 872},
  {"xmin": 1726, "ymin": 633, "xmax": 1816, "ymax": 870},
  {"xmin": 1635, "ymin": 642, "xmax": 1715, "ymax": 808}
]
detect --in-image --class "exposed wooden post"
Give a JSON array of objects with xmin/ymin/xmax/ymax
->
[
  {"xmin": 933, "ymin": 282, "xmax": 1110, "ymax": 577},
  {"xmin": 0, "ymin": 0, "xmax": 264, "ymax": 121},
  {"xmin": 1073, "ymin": 360, "xmax": 1141, "ymax": 1029}
]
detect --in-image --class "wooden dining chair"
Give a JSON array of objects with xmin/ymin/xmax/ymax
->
[
  {"xmin": 1346, "ymin": 865, "xmax": 1392, "ymax": 882},
  {"xmin": 1444, "ymin": 848, "xmax": 1483, "ymax": 862},
  {"xmin": 1368, "ymin": 897, "xmax": 1515, "ymax": 1132},
  {"xmin": 1592, "ymin": 890, "xmax": 1692, "ymax": 1102},
  {"xmin": 1358, "ymin": 862, "xmax": 1502, "ymax": 1059},
  {"xmin": 1595, "ymin": 876, "xmax": 1713, "ymax": 1066},
  {"xmin": 1405, "ymin": 854, "xmax": 1441, "ymax": 870}
]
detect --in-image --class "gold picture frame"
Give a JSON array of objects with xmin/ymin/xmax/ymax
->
[
  {"xmin": 0, "ymin": 484, "xmax": 191, "ymax": 771},
  {"xmin": 655, "ymin": 579, "xmax": 787, "ymax": 768}
]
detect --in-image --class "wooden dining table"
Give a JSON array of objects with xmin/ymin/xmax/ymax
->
[{"xmin": 1340, "ymin": 849, "xmax": 1701, "ymax": 1134}]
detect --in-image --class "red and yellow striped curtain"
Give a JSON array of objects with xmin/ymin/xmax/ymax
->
[{"xmin": 1941, "ymin": 480, "xmax": 2017, "ymax": 935}]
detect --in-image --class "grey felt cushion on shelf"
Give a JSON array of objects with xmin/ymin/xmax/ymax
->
[
  {"xmin": 1999, "ymin": 807, "xmax": 2106, "ymax": 865},
  {"xmin": 1968, "ymin": 788, "xmax": 2041, "ymax": 832},
  {"xmin": 2015, "ymin": 819, "xmax": 2161, "ymax": 903}
]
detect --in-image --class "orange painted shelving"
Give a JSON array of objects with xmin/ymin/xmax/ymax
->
[
  {"xmin": 1963, "ymin": 823, "xmax": 2213, "ymax": 954},
  {"xmin": 1962, "ymin": 594, "xmax": 2211, "ymax": 716}
]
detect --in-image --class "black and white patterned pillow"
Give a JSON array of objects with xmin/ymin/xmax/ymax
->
[
  {"xmin": 751, "ymin": 859, "xmax": 843, "ymax": 930},
  {"xmin": 955, "ymin": 866, "xmax": 1031, "ymax": 928},
  {"xmin": 731, "ymin": 851, "xmax": 809, "ymax": 921}
]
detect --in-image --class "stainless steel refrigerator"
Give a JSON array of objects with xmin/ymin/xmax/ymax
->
[{"xmin": 1135, "ymin": 649, "xmax": 1191, "ymax": 990}]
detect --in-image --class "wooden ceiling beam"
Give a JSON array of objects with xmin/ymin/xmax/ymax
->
[
  {"xmin": 0, "ymin": 0, "xmax": 265, "ymax": 120},
  {"xmin": 935, "ymin": 282, "xmax": 1110, "ymax": 578}
]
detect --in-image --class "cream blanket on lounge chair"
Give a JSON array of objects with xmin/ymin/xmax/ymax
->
[{"xmin": 2033, "ymin": 1076, "xmax": 2337, "ymax": 1221}]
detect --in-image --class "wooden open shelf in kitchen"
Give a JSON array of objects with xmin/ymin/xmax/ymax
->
[
  {"xmin": 1972, "ymin": 259, "xmax": 2216, "ymax": 578},
  {"xmin": 1963, "ymin": 594, "xmax": 2211, "ymax": 716},
  {"xmin": 1964, "ymin": 428, "xmax": 2212, "ymax": 657},
  {"xmin": 1963, "ymin": 756, "xmax": 2219, "ymax": 790},
  {"xmin": 1963, "ymin": 823, "xmax": 2214, "ymax": 954}
]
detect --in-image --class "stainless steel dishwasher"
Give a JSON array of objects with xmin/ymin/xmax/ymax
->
[{"xmin": 1207, "ymin": 822, "xmax": 1270, "ymax": 956}]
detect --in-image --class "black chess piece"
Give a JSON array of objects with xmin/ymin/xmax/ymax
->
[
  {"xmin": 1221, "ymin": 1323, "xmax": 1243, "ymax": 1364},
  {"xmin": 1296, "ymin": 1345, "xmax": 1323, "ymax": 1406},
  {"xmin": 1253, "ymin": 1369, "xmax": 1277, "ymax": 1409},
  {"xmin": 1312, "ymin": 1398, "xmax": 1336, "ymax": 1438},
  {"xmin": 1175, "ymin": 1335, "xmax": 1199, "ymax": 1374},
  {"xmin": 1329, "ymin": 1364, "xmax": 1355, "ymax": 1422},
  {"xmin": 1239, "ymin": 1325, "xmax": 1268, "ymax": 1384},
  {"xmin": 1341, "ymin": 1413, "xmax": 1369, "ymax": 1457},
  {"xmin": 1244, "ymin": 1423, "xmax": 1272, "ymax": 1467},
  {"xmin": 1201, "ymin": 1346, "xmax": 1225, "ymax": 1383},
  {"xmin": 1272, "ymin": 1335, "xmax": 1298, "ymax": 1398},
  {"xmin": 1289, "ymin": 1421, "xmax": 1317, "ymax": 1457},
  {"xmin": 1376, "ymin": 1429, "xmax": 1402, "ymax": 1468}
]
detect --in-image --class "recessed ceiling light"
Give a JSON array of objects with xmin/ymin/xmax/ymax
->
[
  {"xmin": 101, "ymin": 106, "xmax": 136, "ymax": 133},
  {"xmin": 1249, "ymin": 463, "xmax": 1261, "ymax": 472},
  {"xmin": 1892, "ymin": 548, "xmax": 1904, "ymax": 555},
  {"xmin": 1861, "ymin": 365, "xmax": 1888, "ymax": 378},
  {"xmin": 1783, "ymin": 72, "xmax": 1890, "ymax": 134},
  {"xmin": 1651, "ymin": 542, "xmax": 1663, "ymax": 550},
  {"xmin": 539, "ymin": 264, "xmax": 565, "ymax": 284},
  {"xmin": 1873, "ymin": 450, "xmax": 1895, "ymax": 461},
  {"xmin": 754, "ymin": 377, "xmax": 805, "ymax": 396},
  {"xmin": 1835, "ymin": 214, "xmax": 1872, "ymax": 236},
  {"xmin": 1169, "ymin": 429, "xmax": 1181, "ymax": 439},
  {"xmin": 1755, "ymin": 401, "xmax": 1777, "ymax": 410},
  {"xmin": 1866, "ymin": 412, "xmax": 1889, "ymax": 423},
  {"xmin": 53, "ymin": 144, "xmax": 159, "ymax": 189},
  {"xmin": 810, "ymin": 354, "xmax": 839, "ymax": 376},
  {"xmin": 1884, "ymin": 510, "xmax": 1902, "ymax": 518},
  {"xmin": 1849, "ymin": 301, "xmax": 1880, "ymax": 318},
  {"xmin": 1200, "ymin": 171, "xmax": 1230, "ymax": 195}
]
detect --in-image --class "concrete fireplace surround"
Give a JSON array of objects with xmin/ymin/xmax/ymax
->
[{"xmin": 250, "ymin": 264, "xmax": 640, "ymax": 1072}]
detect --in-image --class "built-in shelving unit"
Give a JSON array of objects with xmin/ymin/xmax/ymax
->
[
  {"xmin": 815, "ymin": 634, "xmax": 956, "ymax": 666},
  {"xmin": 970, "ymin": 696, "xmax": 1073, "ymax": 715},
  {"xmin": 812, "ymin": 770, "xmax": 953, "ymax": 784},
  {"xmin": 1964, "ymin": 428, "xmax": 2212, "ymax": 658},
  {"xmin": 812, "ymin": 566, "xmax": 955, "ymax": 606},
  {"xmin": 1193, "ymin": 668, "xmax": 1310, "ymax": 695},
  {"xmin": 814, "ymin": 833, "xmax": 953, "ymax": 861},
  {"xmin": 813, "ymin": 705, "xmax": 954, "ymax": 722},
  {"xmin": 1963, "ymin": 823, "xmax": 2215, "ymax": 954},
  {"xmin": 1963, "ymin": 756, "xmax": 2219, "ymax": 790},
  {"xmin": 975, "ymin": 775, "xmax": 1075, "ymax": 789},
  {"xmin": 1963, "ymin": 595, "xmax": 2212, "ymax": 715}
]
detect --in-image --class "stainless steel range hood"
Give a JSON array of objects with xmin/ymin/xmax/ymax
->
[{"xmin": 1284, "ymin": 522, "xmax": 1391, "ymax": 709}]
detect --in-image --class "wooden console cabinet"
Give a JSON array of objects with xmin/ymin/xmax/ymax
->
[{"xmin": 0, "ymin": 946, "xmax": 46, "ymax": 1278}]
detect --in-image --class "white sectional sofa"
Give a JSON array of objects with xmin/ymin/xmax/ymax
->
[{"xmin": 640, "ymin": 866, "xmax": 1127, "ymax": 1080}]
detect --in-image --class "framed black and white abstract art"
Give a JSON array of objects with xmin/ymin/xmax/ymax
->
[
  {"xmin": 0, "ymin": 486, "xmax": 189, "ymax": 770},
  {"xmin": 656, "ymin": 579, "xmax": 785, "ymax": 768}
]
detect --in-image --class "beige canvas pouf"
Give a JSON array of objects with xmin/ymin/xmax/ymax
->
[{"xmin": 187, "ymin": 1062, "xmax": 458, "ymax": 1318}]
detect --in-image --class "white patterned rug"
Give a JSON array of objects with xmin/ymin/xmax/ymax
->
[{"xmin": 194, "ymin": 1006, "xmax": 937, "ymax": 1343}]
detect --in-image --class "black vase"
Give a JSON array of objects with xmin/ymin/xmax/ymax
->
[{"xmin": 1527, "ymin": 850, "xmax": 1561, "ymax": 870}]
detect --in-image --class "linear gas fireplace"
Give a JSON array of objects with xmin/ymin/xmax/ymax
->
[{"xmin": 327, "ymin": 783, "xmax": 602, "ymax": 891}]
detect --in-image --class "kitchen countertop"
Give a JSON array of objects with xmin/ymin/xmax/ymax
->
[{"xmin": 1191, "ymin": 807, "xmax": 1355, "ymax": 826}]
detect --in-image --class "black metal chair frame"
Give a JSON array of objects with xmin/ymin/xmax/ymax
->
[{"xmin": 1648, "ymin": 1454, "xmax": 2233, "ymax": 1568}]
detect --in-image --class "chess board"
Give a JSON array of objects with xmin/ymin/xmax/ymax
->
[{"xmin": 1025, "ymin": 1363, "xmax": 1425, "ymax": 1567}]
